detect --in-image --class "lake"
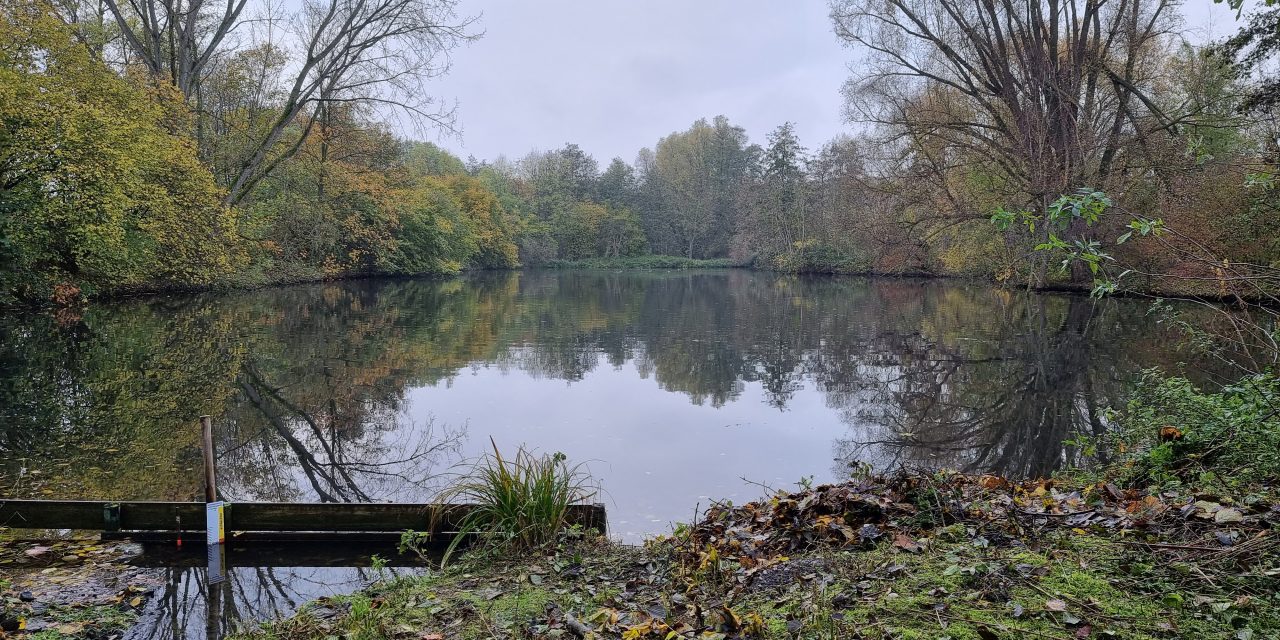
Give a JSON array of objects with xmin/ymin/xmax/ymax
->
[{"xmin": 1, "ymin": 270, "xmax": 1209, "ymax": 541}]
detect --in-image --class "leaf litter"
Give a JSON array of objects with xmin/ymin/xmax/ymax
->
[{"xmin": 233, "ymin": 470, "xmax": 1279, "ymax": 639}]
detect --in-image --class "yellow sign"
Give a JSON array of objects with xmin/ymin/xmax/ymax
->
[{"xmin": 206, "ymin": 501, "xmax": 226, "ymax": 545}]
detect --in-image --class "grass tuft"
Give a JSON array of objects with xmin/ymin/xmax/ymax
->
[{"xmin": 424, "ymin": 438, "xmax": 597, "ymax": 566}]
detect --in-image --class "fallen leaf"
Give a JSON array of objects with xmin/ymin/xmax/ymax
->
[
  {"xmin": 893, "ymin": 532, "xmax": 922, "ymax": 553},
  {"xmin": 1046, "ymin": 599, "xmax": 1068, "ymax": 612},
  {"xmin": 1215, "ymin": 508, "xmax": 1244, "ymax": 524}
]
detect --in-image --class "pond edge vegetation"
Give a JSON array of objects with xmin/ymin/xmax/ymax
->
[{"xmin": 224, "ymin": 380, "xmax": 1279, "ymax": 639}]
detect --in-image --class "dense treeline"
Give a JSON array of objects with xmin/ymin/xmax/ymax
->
[{"xmin": 2, "ymin": 0, "xmax": 1279, "ymax": 306}]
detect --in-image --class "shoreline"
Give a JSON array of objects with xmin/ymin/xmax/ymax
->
[
  {"xmin": 5, "ymin": 260, "xmax": 1271, "ymax": 312},
  {"xmin": 226, "ymin": 470, "xmax": 1279, "ymax": 640},
  {"xmin": 5, "ymin": 468, "xmax": 1273, "ymax": 640}
]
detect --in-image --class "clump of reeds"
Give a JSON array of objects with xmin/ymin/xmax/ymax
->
[{"xmin": 434, "ymin": 438, "xmax": 597, "ymax": 565}]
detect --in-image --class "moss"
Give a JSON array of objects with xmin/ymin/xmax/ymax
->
[
  {"xmin": 724, "ymin": 531, "xmax": 1279, "ymax": 640},
  {"xmin": 19, "ymin": 604, "xmax": 137, "ymax": 640}
]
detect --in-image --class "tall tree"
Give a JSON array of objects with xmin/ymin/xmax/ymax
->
[
  {"xmin": 521, "ymin": 143, "xmax": 600, "ymax": 220},
  {"xmin": 830, "ymin": 0, "xmax": 1183, "ymax": 283},
  {"xmin": 762, "ymin": 122, "xmax": 808, "ymax": 247},
  {"xmin": 1218, "ymin": 6, "xmax": 1280, "ymax": 115},
  {"xmin": 0, "ymin": 0, "xmax": 242, "ymax": 301},
  {"xmin": 100, "ymin": 0, "xmax": 247, "ymax": 97},
  {"xmin": 98, "ymin": 0, "xmax": 477, "ymax": 205},
  {"xmin": 596, "ymin": 157, "xmax": 637, "ymax": 210},
  {"xmin": 648, "ymin": 116, "xmax": 750, "ymax": 258}
]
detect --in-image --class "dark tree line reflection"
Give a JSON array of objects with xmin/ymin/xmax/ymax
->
[
  {"xmin": 125, "ymin": 564, "xmax": 399, "ymax": 640},
  {"xmin": 1, "ymin": 270, "xmax": 1207, "ymax": 501}
]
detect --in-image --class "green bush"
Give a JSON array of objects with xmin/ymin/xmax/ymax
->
[
  {"xmin": 768, "ymin": 241, "xmax": 871, "ymax": 274},
  {"xmin": 1108, "ymin": 371, "xmax": 1280, "ymax": 490},
  {"xmin": 544, "ymin": 255, "xmax": 739, "ymax": 270}
]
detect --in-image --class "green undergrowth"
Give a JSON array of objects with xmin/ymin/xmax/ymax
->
[
  {"xmin": 542, "ymin": 256, "xmax": 741, "ymax": 270},
  {"xmin": 734, "ymin": 533, "xmax": 1275, "ymax": 640},
  {"xmin": 1062, "ymin": 370, "xmax": 1280, "ymax": 496}
]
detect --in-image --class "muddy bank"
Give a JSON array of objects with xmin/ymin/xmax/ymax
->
[{"xmin": 0, "ymin": 538, "xmax": 163, "ymax": 637}]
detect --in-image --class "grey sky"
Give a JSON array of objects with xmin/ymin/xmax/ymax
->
[{"xmin": 431, "ymin": 1, "xmax": 1247, "ymax": 166}]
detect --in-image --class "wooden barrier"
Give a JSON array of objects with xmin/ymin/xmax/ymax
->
[{"xmin": 0, "ymin": 500, "xmax": 607, "ymax": 535}]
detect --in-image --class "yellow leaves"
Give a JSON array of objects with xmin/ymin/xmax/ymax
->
[
  {"xmin": 622, "ymin": 624, "xmax": 649, "ymax": 640},
  {"xmin": 1, "ymin": 0, "xmax": 243, "ymax": 293},
  {"xmin": 587, "ymin": 607, "xmax": 619, "ymax": 626},
  {"xmin": 698, "ymin": 544, "xmax": 719, "ymax": 571}
]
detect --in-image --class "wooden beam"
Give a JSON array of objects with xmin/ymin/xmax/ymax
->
[
  {"xmin": 0, "ymin": 500, "xmax": 606, "ymax": 535},
  {"xmin": 200, "ymin": 415, "xmax": 217, "ymax": 503}
]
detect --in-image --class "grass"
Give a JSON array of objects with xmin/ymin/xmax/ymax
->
[
  {"xmin": 542, "ymin": 255, "xmax": 741, "ymax": 270},
  {"xmin": 238, "ymin": 535, "xmax": 640, "ymax": 640},
  {"xmin": 407, "ymin": 439, "xmax": 598, "ymax": 566},
  {"xmin": 19, "ymin": 603, "xmax": 137, "ymax": 640},
  {"xmin": 732, "ymin": 534, "xmax": 1275, "ymax": 640}
]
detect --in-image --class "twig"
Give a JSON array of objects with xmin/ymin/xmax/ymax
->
[
  {"xmin": 1015, "ymin": 509, "xmax": 1096, "ymax": 518},
  {"xmin": 564, "ymin": 612, "xmax": 592, "ymax": 638},
  {"xmin": 1114, "ymin": 541, "xmax": 1226, "ymax": 552}
]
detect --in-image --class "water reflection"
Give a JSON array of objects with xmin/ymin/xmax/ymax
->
[
  {"xmin": 125, "ymin": 543, "xmax": 414, "ymax": 640},
  {"xmin": 1, "ymin": 271, "xmax": 1206, "ymax": 534}
]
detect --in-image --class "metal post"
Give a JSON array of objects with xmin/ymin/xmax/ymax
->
[{"xmin": 200, "ymin": 416, "xmax": 217, "ymax": 503}]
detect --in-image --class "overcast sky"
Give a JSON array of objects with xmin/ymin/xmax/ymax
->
[{"xmin": 429, "ymin": 1, "xmax": 1249, "ymax": 166}]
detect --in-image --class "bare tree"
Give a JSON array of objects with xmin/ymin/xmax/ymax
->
[
  {"xmin": 101, "ymin": 0, "xmax": 247, "ymax": 96},
  {"xmin": 221, "ymin": 0, "xmax": 477, "ymax": 205},
  {"xmin": 98, "ymin": 0, "xmax": 477, "ymax": 205},
  {"xmin": 830, "ymin": 0, "xmax": 1185, "ymax": 282}
]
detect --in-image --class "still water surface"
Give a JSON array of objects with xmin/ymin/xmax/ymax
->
[
  {"xmin": 1, "ymin": 270, "xmax": 1210, "ymax": 534},
  {"xmin": 0, "ymin": 270, "xmax": 1211, "ymax": 635}
]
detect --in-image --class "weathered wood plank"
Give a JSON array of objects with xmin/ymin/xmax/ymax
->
[{"xmin": 0, "ymin": 500, "xmax": 606, "ymax": 534}]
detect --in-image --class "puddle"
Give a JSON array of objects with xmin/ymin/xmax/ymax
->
[{"xmin": 2, "ymin": 538, "xmax": 425, "ymax": 639}]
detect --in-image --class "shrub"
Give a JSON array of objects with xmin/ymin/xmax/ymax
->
[
  {"xmin": 768, "ymin": 241, "xmax": 872, "ymax": 274},
  {"xmin": 421, "ymin": 439, "xmax": 597, "ymax": 566},
  {"xmin": 544, "ymin": 255, "xmax": 739, "ymax": 270},
  {"xmin": 1106, "ymin": 371, "xmax": 1280, "ymax": 490}
]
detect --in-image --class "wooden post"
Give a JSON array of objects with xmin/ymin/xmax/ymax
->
[{"xmin": 200, "ymin": 416, "xmax": 217, "ymax": 503}]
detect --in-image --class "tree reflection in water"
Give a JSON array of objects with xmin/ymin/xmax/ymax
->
[
  {"xmin": 0, "ymin": 270, "xmax": 1212, "ymax": 503},
  {"xmin": 827, "ymin": 292, "xmax": 1144, "ymax": 478},
  {"xmin": 126, "ymin": 565, "xmax": 401, "ymax": 640},
  {"xmin": 225, "ymin": 361, "xmax": 464, "ymax": 503}
]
